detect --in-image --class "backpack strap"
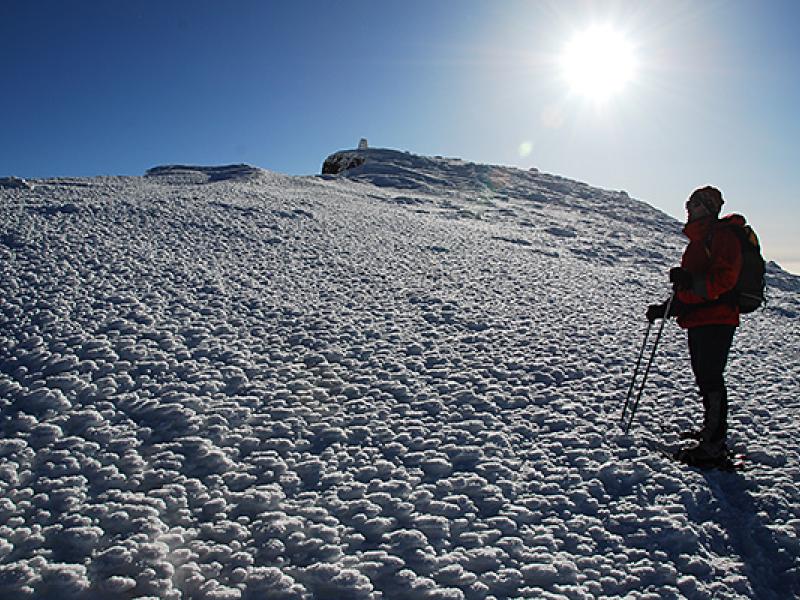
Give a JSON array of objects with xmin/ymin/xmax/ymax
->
[
  {"xmin": 703, "ymin": 217, "xmax": 724, "ymax": 257},
  {"xmin": 703, "ymin": 230, "xmax": 713, "ymax": 257},
  {"xmin": 699, "ymin": 217, "xmax": 739, "ymax": 306}
]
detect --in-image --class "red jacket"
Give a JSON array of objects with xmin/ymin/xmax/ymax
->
[{"xmin": 676, "ymin": 215, "xmax": 743, "ymax": 329}]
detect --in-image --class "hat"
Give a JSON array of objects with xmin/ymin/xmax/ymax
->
[{"xmin": 690, "ymin": 186, "xmax": 724, "ymax": 214}]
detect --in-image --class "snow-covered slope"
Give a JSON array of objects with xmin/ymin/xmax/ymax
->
[{"xmin": 1, "ymin": 150, "xmax": 798, "ymax": 599}]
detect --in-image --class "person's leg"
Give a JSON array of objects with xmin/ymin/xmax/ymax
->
[
  {"xmin": 687, "ymin": 329, "xmax": 707, "ymax": 434},
  {"xmin": 687, "ymin": 325, "xmax": 736, "ymax": 457}
]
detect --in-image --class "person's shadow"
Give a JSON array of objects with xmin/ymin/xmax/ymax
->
[{"xmin": 692, "ymin": 469, "xmax": 799, "ymax": 599}]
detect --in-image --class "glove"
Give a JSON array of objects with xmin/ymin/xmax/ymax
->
[
  {"xmin": 669, "ymin": 267, "xmax": 693, "ymax": 291},
  {"xmin": 646, "ymin": 303, "xmax": 666, "ymax": 323}
]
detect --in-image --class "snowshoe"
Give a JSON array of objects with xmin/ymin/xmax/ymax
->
[{"xmin": 674, "ymin": 444, "xmax": 744, "ymax": 472}]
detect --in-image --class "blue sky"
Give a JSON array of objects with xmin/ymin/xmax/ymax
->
[{"xmin": 2, "ymin": 0, "xmax": 799, "ymax": 273}]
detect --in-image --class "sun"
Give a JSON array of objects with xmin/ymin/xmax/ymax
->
[{"xmin": 560, "ymin": 25, "xmax": 638, "ymax": 102}]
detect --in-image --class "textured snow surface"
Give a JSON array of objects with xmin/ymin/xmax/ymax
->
[{"xmin": 1, "ymin": 151, "xmax": 798, "ymax": 599}]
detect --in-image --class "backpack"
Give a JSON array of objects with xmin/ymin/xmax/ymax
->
[{"xmin": 706, "ymin": 215, "xmax": 766, "ymax": 313}]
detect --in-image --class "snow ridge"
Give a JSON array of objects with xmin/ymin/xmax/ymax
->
[{"xmin": 1, "ymin": 150, "xmax": 798, "ymax": 599}]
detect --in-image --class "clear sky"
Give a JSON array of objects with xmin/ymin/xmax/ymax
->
[{"xmin": 2, "ymin": 0, "xmax": 798, "ymax": 273}]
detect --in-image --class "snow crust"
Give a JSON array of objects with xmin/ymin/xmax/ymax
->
[{"xmin": 1, "ymin": 151, "xmax": 799, "ymax": 599}]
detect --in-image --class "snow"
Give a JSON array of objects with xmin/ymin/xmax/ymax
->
[
  {"xmin": 0, "ymin": 178, "xmax": 34, "ymax": 191},
  {"xmin": 1, "ymin": 148, "xmax": 799, "ymax": 599}
]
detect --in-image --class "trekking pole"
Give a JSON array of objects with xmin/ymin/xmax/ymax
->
[
  {"xmin": 623, "ymin": 291, "xmax": 676, "ymax": 435},
  {"xmin": 620, "ymin": 320, "xmax": 652, "ymax": 429}
]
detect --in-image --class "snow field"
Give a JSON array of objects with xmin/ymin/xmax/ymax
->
[{"xmin": 0, "ymin": 154, "xmax": 798, "ymax": 599}]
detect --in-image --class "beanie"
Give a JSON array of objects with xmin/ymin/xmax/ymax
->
[{"xmin": 690, "ymin": 186, "xmax": 724, "ymax": 214}]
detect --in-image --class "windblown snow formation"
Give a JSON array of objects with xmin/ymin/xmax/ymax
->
[
  {"xmin": 145, "ymin": 164, "xmax": 267, "ymax": 184},
  {"xmin": 1, "ymin": 149, "xmax": 798, "ymax": 599},
  {"xmin": 0, "ymin": 177, "xmax": 34, "ymax": 190}
]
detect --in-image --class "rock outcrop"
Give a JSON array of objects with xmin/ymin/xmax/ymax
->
[{"xmin": 321, "ymin": 152, "xmax": 367, "ymax": 176}]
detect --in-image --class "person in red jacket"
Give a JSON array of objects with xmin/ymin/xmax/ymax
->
[{"xmin": 647, "ymin": 186, "xmax": 743, "ymax": 466}]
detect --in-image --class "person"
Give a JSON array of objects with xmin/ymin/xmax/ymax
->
[{"xmin": 646, "ymin": 186, "xmax": 743, "ymax": 466}]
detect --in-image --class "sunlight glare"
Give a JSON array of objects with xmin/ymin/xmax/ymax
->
[{"xmin": 560, "ymin": 25, "xmax": 637, "ymax": 102}]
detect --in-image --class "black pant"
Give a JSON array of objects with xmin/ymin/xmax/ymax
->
[{"xmin": 688, "ymin": 324, "xmax": 736, "ymax": 442}]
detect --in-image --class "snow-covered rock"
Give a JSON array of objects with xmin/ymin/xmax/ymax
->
[
  {"xmin": 322, "ymin": 151, "xmax": 367, "ymax": 176},
  {"xmin": 145, "ymin": 164, "xmax": 266, "ymax": 184},
  {"xmin": 0, "ymin": 176, "xmax": 34, "ymax": 190}
]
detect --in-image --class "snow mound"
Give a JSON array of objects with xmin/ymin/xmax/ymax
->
[
  {"xmin": 767, "ymin": 261, "xmax": 800, "ymax": 293},
  {"xmin": 145, "ymin": 164, "xmax": 267, "ymax": 184},
  {"xmin": 0, "ymin": 176, "xmax": 34, "ymax": 190},
  {"xmin": 321, "ymin": 148, "xmax": 677, "ymax": 233},
  {"xmin": 322, "ymin": 148, "xmax": 545, "ymax": 194}
]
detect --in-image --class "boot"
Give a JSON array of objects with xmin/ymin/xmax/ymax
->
[
  {"xmin": 679, "ymin": 394, "xmax": 711, "ymax": 441},
  {"xmin": 703, "ymin": 389, "xmax": 728, "ymax": 443},
  {"xmin": 677, "ymin": 439, "xmax": 727, "ymax": 467}
]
